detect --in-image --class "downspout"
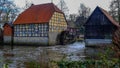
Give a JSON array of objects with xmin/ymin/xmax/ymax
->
[{"xmin": 11, "ymin": 26, "xmax": 14, "ymax": 50}]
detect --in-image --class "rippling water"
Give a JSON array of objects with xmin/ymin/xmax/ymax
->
[{"xmin": 0, "ymin": 42, "xmax": 105, "ymax": 68}]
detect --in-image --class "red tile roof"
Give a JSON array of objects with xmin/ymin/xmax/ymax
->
[
  {"xmin": 14, "ymin": 3, "xmax": 63, "ymax": 24},
  {"xmin": 99, "ymin": 7, "xmax": 120, "ymax": 27},
  {"xmin": 3, "ymin": 23, "xmax": 13, "ymax": 36}
]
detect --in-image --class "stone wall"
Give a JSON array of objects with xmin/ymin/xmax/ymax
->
[{"xmin": 49, "ymin": 32, "xmax": 60, "ymax": 45}]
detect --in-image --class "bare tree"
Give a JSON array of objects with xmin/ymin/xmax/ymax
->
[
  {"xmin": 23, "ymin": 0, "xmax": 33, "ymax": 10},
  {"xmin": 78, "ymin": 3, "xmax": 91, "ymax": 18},
  {"xmin": 57, "ymin": 0, "xmax": 69, "ymax": 19},
  {"xmin": 109, "ymin": 0, "xmax": 120, "ymax": 23},
  {"xmin": 67, "ymin": 14, "xmax": 77, "ymax": 27},
  {"xmin": 110, "ymin": 0, "xmax": 120, "ymax": 58},
  {"xmin": 0, "ymin": 0, "xmax": 19, "ymax": 24},
  {"xmin": 75, "ymin": 3, "xmax": 90, "ymax": 27},
  {"xmin": 112, "ymin": 28, "xmax": 120, "ymax": 57},
  {"xmin": 69, "ymin": 14, "xmax": 77, "ymax": 22}
]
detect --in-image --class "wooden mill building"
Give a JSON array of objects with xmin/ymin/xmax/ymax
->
[
  {"xmin": 4, "ymin": 3, "xmax": 67, "ymax": 45},
  {"xmin": 84, "ymin": 6, "xmax": 119, "ymax": 45}
]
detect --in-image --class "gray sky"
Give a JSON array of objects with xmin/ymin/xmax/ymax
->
[{"xmin": 14, "ymin": 0, "xmax": 112, "ymax": 14}]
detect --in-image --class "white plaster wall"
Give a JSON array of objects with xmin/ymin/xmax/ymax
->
[
  {"xmin": 4, "ymin": 36, "xmax": 11, "ymax": 43},
  {"xmin": 14, "ymin": 37, "xmax": 48, "ymax": 45},
  {"xmin": 85, "ymin": 39, "xmax": 112, "ymax": 46}
]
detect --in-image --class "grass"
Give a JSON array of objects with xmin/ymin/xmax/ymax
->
[
  {"xmin": 24, "ymin": 61, "xmax": 41, "ymax": 68},
  {"xmin": 56, "ymin": 59, "xmax": 120, "ymax": 68},
  {"xmin": 54, "ymin": 44, "xmax": 120, "ymax": 68}
]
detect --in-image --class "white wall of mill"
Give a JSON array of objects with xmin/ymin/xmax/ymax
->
[
  {"xmin": 14, "ymin": 37, "xmax": 48, "ymax": 45},
  {"xmin": 4, "ymin": 36, "xmax": 48, "ymax": 45},
  {"xmin": 13, "ymin": 23, "xmax": 49, "ymax": 45}
]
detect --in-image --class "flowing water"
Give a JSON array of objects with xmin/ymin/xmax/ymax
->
[{"xmin": 0, "ymin": 42, "xmax": 106, "ymax": 68}]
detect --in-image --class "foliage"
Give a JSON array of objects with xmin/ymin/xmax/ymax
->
[
  {"xmin": 3, "ymin": 64, "xmax": 8, "ymax": 68},
  {"xmin": 24, "ymin": 61, "xmax": 40, "ymax": 68},
  {"xmin": 55, "ymin": 45, "xmax": 120, "ymax": 68},
  {"xmin": 56, "ymin": 59, "xmax": 120, "ymax": 68}
]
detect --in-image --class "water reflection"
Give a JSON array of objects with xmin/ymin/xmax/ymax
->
[{"xmin": 0, "ymin": 42, "xmax": 103, "ymax": 68}]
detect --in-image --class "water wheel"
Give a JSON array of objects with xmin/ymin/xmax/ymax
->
[
  {"xmin": 60, "ymin": 31, "xmax": 69, "ymax": 45},
  {"xmin": 56, "ymin": 30, "xmax": 75, "ymax": 45}
]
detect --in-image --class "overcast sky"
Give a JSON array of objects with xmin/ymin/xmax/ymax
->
[{"xmin": 14, "ymin": 0, "xmax": 112, "ymax": 14}]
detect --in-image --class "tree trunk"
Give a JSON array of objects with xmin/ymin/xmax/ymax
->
[{"xmin": 113, "ymin": 28, "xmax": 120, "ymax": 57}]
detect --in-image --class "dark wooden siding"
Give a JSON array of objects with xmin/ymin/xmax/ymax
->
[{"xmin": 85, "ymin": 7, "xmax": 117, "ymax": 39}]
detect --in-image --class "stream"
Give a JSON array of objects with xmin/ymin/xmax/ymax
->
[{"xmin": 0, "ymin": 42, "xmax": 105, "ymax": 68}]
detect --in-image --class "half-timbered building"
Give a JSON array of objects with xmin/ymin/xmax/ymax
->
[{"xmin": 13, "ymin": 3, "xmax": 67, "ymax": 45}]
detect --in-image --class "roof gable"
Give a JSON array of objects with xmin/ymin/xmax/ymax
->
[
  {"xmin": 14, "ymin": 3, "xmax": 63, "ymax": 24},
  {"xmin": 3, "ymin": 23, "xmax": 13, "ymax": 27},
  {"xmin": 85, "ymin": 6, "xmax": 119, "ymax": 27},
  {"xmin": 99, "ymin": 7, "xmax": 119, "ymax": 27}
]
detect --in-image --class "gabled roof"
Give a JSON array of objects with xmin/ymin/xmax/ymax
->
[
  {"xmin": 99, "ymin": 7, "xmax": 120, "ymax": 27},
  {"xmin": 85, "ymin": 6, "xmax": 120, "ymax": 27},
  {"xmin": 14, "ymin": 3, "xmax": 63, "ymax": 24},
  {"xmin": 3, "ymin": 22, "xmax": 13, "ymax": 27}
]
